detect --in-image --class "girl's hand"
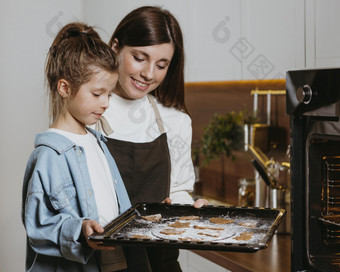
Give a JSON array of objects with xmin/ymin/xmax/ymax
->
[
  {"xmin": 162, "ymin": 197, "xmax": 172, "ymax": 204},
  {"xmin": 82, "ymin": 220, "xmax": 116, "ymax": 250}
]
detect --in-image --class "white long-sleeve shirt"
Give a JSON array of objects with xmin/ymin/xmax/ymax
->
[{"xmin": 100, "ymin": 93, "xmax": 195, "ymax": 204}]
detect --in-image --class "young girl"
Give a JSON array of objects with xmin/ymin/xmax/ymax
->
[{"xmin": 22, "ymin": 22, "xmax": 131, "ymax": 272}]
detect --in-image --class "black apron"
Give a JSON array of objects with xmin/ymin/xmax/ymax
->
[{"xmin": 99, "ymin": 95, "xmax": 182, "ymax": 272}]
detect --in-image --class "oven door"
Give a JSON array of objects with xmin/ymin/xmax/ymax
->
[{"xmin": 306, "ymin": 122, "xmax": 340, "ymax": 271}]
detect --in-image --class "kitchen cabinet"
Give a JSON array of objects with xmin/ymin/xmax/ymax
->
[
  {"xmin": 83, "ymin": 0, "xmax": 340, "ymax": 82},
  {"xmin": 179, "ymin": 250, "xmax": 230, "ymax": 272},
  {"xmin": 183, "ymin": 0, "xmax": 305, "ymax": 82},
  {"xmin": 84, "ymin": 0, "xmax": 313, "ymax": 82},
  {"xmin": 306, "ymin": 0, "xmax": 340, "ymax": 68},
  {"xmin": 239, "ymin": 0, "xmax": 305, "ymax": 80}
]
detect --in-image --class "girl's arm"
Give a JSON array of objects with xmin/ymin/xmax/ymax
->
[
  {"xmin": 81, "ymin": 220, "xmax": 115, "ymax": 250},
  {"xmin": 23, "ymin": 150, "xmax": 93, "ymax": 264}
]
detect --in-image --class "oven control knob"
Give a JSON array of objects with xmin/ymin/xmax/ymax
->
[{"xmin": 296, "ymin": 84, "xmax": 313, "ymax": 104}]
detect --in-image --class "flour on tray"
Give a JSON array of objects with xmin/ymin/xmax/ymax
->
[{"xmin": 115, "ymin": 213, "xmax": 271, "ymax": 245}]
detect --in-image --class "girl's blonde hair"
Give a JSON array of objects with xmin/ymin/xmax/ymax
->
[{"xmin": 45, "ymin": 22, "xmax": 118, "ymax": 123}]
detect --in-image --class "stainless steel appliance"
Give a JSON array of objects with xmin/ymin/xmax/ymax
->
[{"xmin": 286, "ymin": 68, "xmax": 340, "ymax": 271}]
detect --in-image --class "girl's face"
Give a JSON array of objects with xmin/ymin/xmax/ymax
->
[
  {"xmin": 113, "ymin": 43, "xmax": 174, "ymax": 100},
  {"xmin": 63, "ymin": 68, "xmax": 118, "ymax": 133}
]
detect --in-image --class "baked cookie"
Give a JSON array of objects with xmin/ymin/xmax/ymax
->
[
  {"xmin": 238, "ymin": 222, "xmax": 256, "ymax": 228},
  {"xmin": 160, "ymin": 228, "xmax": 186, "ymax": 235},
  {"xmin": 131, "ymin": 234, "xmax": 151, "ymax": 239},
  {"xmin": 141, "ymin": 214, "xmax": 162, "ymax": 222},
  {"xmin": 209, "ymin": 217, "xmax": 234, "ymax": 224},
  {"xmin": 197, "ymin": 231, "xmax": 220, "ymax": 238},
  {"xmin": 233, "ymin": 232, "xmax": 253, "ymax": 241},
  {"xmin": 169, "ymin": 221, "xmax": 190, "ymax": 228},
  {"xmin": 194, "ymin": 225, "xmax": 224, "ymax": 231},
  {"xmin": 179, "ymin": 237, "xmax": 203, "ymax": 242},
  {"xmin": 178, "ymin": 215, "xmax": 199, "ymax": 220}
]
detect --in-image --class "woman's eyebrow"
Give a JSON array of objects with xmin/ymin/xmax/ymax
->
[
  {"xmin": 132, "ymin": 49, "xmax": 148, "ymax": 56},
  {"xmin": 158, "ymin": 58, "xmax": 171, "ymax": 63}
]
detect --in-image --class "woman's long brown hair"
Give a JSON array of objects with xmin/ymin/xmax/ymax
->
[{"xmin": 109, "ymin": 6, "xmax": 188, "ymax": 113}]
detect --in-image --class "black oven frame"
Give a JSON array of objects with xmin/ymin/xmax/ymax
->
[{"xmin": 287, "ymin": 68, "xmax": 340, "ymax": 272}]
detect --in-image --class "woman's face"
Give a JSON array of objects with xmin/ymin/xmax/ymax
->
[{"xmin": 113, "ymin": 42, "xmax": 174, "ymax": 100}]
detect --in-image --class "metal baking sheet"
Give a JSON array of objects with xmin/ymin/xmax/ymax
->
[{"xmin": 89, "ymin": 203, "xmax": 286, "ymax": 252}]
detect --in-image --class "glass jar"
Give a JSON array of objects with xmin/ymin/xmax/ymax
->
[{"xmin": 238, "ymin": 178, "xmax": 255, "ymax": 207}]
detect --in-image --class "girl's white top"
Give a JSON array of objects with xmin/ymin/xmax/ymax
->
[{"xmin": 48, "ymin": 128, "xmax": 119, "ymax": 226}]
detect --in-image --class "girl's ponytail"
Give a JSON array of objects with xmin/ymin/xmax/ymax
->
[{"xmin": 45, "ymin": 22, "xmax": 117, "ymax": 123}]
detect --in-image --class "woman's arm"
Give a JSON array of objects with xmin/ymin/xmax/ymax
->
[{"xmin": 167, "ymin": 111, "xmax": 208, "ymax": 207}]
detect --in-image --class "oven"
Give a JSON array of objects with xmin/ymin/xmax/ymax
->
[{"xmin": 286, "ymin": 68, "xmax": 340, "ymax": 271}]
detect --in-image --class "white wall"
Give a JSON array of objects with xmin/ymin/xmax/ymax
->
[{"xmin": 0, "ymin": 1, "xmax": 83, "ymax": 271}]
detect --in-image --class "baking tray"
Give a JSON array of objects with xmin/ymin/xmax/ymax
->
[{"xmin": 89, "ymin": 203, "xmax": 286, "ymax": 252}]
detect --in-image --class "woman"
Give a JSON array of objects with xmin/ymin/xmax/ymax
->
[{"xmin": 97, "ymin": 6, "xmax": 207, "ymax": 271}]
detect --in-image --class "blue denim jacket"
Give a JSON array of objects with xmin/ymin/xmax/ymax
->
[{"xmin": 22, "ymin": 128, "xmax": 131, "ymax": 271}]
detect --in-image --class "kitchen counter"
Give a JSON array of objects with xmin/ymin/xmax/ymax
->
[{"xmin": 192, "ymin": 233, "xmax": 290, "ymax": 272}]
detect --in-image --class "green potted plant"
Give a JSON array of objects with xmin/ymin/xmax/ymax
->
[
  {"xmin": 200, "ymin": 110, "xmax": 257, "ymax": 198},
  {"xmin": 201, "ymin": 111, "xmax": 244, "ymax": 164}
]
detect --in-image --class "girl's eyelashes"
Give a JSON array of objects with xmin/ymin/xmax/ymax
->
[
  {"xmin": 93, "ymin": 91, "xmax": 103, "ymax": 97},
  {"xmin": 93, "ymin": 90, "xmax": 113, "ymax": 98}
]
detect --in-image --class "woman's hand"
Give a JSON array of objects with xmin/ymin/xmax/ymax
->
[
  {"xmin": 162, "ymin": 197, "xmax": 209, "ymax": 208},
  {"xmin": 193, "ymin": 198, "xmax": 209, "ymax": 208},
  {"xmin": 82, "ymin": 220, "xmax": 116, "ymax": 250}
]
